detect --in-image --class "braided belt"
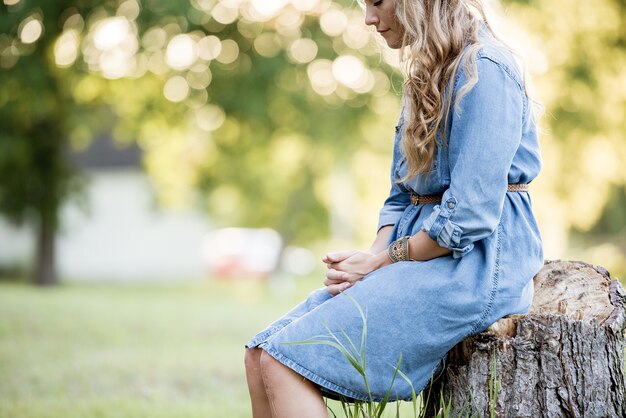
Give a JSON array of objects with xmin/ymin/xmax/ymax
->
[{"xmin": 410, "ymin": 183, "xmax": 529, "ymax": 206}]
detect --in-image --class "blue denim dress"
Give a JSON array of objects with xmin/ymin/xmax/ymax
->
[{"xmin": 246, "ymin": 30, "xmax": 544, "ymax": 402}]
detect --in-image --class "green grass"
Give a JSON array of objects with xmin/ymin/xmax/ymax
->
[
  {"xmin": 0, "ymin": 277, "xmax": 518, "ymax": 418},
  {"xmin": 0, "ymin": 277, "xmax": 322, "ymax": 418}
]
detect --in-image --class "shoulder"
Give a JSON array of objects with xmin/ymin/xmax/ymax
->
[{"xmin": 474, "ymin": 26, "xmax": 524, "ymax": 90}]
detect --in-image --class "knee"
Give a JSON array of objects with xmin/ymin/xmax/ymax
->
[
  {"xmin": 244, "ymin": 348, "xmax": 262, "ymax": 374},
  {"xmin": 259, "ymin": 350, "xmax": 282, "ymax": 381}
]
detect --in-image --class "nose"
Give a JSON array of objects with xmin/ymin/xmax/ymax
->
[{"xmin": 364, "ymin": 6, "xmax": 378, "ymax": 27}]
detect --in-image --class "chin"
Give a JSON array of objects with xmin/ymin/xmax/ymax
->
[
  {"xmin": 386, "ymin": 40, "xmax": 402, "ymax": 49},
  {"xmin": 381, "ymin": 34, "xmax": 403, "ymax": 49}
]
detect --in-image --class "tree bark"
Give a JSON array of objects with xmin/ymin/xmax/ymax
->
[
  {"xmin": 33, "ymin": 215, "xmax": 57, "ymax": 286},
  {"xmin": 427, "ymin": 260, "xmax": 626, "ymax": 418}
]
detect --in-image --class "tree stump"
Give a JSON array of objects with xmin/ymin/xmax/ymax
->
[{"xmin": 427, "ymin": 260, "xmax": 626, "ymax": 418}]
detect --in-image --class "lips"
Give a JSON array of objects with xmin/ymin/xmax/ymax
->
[{"xmin": 378, "ymin": 29, "xmax": 389, "ymax": 34}]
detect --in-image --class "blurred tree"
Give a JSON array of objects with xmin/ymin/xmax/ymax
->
[
  {"xmin": 501, "ymin": 0, "xmax": 626, "ymax": 275},
  {"xmin": 2, "ymin": 0, "xmax": 624, "ymax": 284},
  {"xmin": 0, "ymin": 0, "xmax": 401, "ymax": 284},
  {"xmin": 0, "ymin": 1, "xmax": 92, "ymax": 285}
]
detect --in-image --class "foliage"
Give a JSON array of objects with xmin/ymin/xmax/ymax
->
[
  {"xmin": 1, "ymin": 0, "xmax": 403, "ymax": 254},
  {"xmin": 498, "ymin": 0, "xmax": 626, "ymax": 274},
  {"xmin": 1, "ymin": 0, "xmax": 625, "ymax": 278},
  {"xmin": 0, "ymin": 1, "xmax": 81, "ymax": 229}
]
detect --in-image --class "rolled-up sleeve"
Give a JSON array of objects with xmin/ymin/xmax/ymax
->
[
  {"xmin": 421, "ymin": 56, "xmax": 524, "ymax": 258},
  {"xmin": 377, "ymin": 121, "xmax": 411, "ymax": 231}
]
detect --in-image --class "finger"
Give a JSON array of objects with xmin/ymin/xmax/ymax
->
[
  {"xmin": 324, "ymin": 279, "xmax": 346, "ymax": 286},
  {"xmin": 323, "ymin": 250, "xmax": 356, "ymax": 264},
  {"xmin": 326, "ymin": 268, "xmax": 349, "ymax": 282},
  {"xmin": 326, "ymin": 282, "xmax": 352, "ymax": 296}
]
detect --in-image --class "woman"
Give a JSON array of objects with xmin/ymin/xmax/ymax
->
[{"xmin": 244, "ymin": 0, "xmax": 543, "ymax": 416}]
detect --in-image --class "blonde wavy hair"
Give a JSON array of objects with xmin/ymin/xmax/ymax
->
[{"xmin": 395, "ymin": 0, "xmax": 491, "ymax": 179}]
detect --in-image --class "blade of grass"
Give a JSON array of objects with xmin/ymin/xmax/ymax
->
[{"xmin": 374, "ymin": 354, "xmax": 404, "ymax": 417}]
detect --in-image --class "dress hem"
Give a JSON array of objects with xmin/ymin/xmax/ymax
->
[{"xmin": 249, "ymin": 338, "xmax": 443, "ymax": 403}]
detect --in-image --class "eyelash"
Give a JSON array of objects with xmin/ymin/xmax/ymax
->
[{"xmin": 373, "ymin": 0, "xmax": 383, "ymax": 6}]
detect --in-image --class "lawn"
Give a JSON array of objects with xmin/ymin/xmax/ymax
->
[
  {"xmin": 0, "ymin": 276, "xmax": 427, "ymax": 418},
  {"xmin": 0, "ymin": 277, "xmax": 328, "ymax": 418}
]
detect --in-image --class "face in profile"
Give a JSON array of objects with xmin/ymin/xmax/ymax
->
[{"xmin": 364, "ymin": 0, "xmax": 404, "ymax": 49}]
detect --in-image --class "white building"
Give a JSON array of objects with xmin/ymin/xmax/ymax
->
[{"xmin": 0, "ymin": 135, "xmax": 212, "ymax": 282}]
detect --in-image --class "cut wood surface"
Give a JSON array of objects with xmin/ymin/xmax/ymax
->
[{"xmin": 427, "ymin": 260, "xmax": 626, "ymax": 418}]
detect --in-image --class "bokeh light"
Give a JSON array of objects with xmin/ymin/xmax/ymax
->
[
  {"xmin": 287, "ymin": 38, "xmax": 318, "ymax": 64},
  {"xmin": 212, "ymin": 2, "xmax": 239, "ymax": 24},
  {"xmin": 307, "ymin": 59, "xmax": 337, "ymax": 96},
  {"xmin": 250, "ymin": 0, "xmax": 289, "ymax": 21},
  {"xmin": 165, "ymin": 34, "xmax": 197, "ymax": 70},
  {"xmin": 290, "ymin": 0, "xmax": 320, "ymax": 13},
  {"xmin": 253, "ymin": 32, "xmax": 282, "ymax": 57},
  {"xmin": 186, "ymin": 65, "xmax": 212, "ymax": 89},
  {"xmin": 117, "ymin": 0, "xmax": 141, "ymax": 20},
  {"xmin": 216, "ymin": 39, "xmax": 239, "ymax": 64},
  {"xmin": 196, "ymin": 104, "xmax": 226, "ymax": 132},
  {"xmin": 320, "ymin": 8, "xmax": 348, "ymax": 37},
  {"xmin": 54, "ymin": 30, "xmax": 80, "ymax": 67},
  {"xmin": 163, "ymin": 75, "xmax": 190, "ymax": 102},
  {"xmin": 18, "ymin": 17, "xmax": 43, "ymax": 44},
  {"xmin": 197, "ymin": 35, "xmax": 222, "ymax": 60},
  {"xmin": 93, "ymin": 17, "xmax": 131, "ymax": 50},
  {"xmin": 329, "ymin": 54, "xmax": 376, "ymax": 94}
]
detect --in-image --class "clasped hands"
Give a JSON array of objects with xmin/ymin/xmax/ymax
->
[{"xmin": 322, "ymin": 250, "xmax": 388, "ymax": 296}]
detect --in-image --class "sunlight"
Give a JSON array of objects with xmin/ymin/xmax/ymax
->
[
  {"xmin": 332, "ymin": 55, "xmax": 367, "ymax": 90},
  {"xmin": 54, "ymin": 30, "xmax": 80, "ymax": 68},
  {"xmin": 19, "ymin": 17, "xmax": 43, "ymax": 44},
  {"xmin": 142, "ymin": 27, "xmax": 167, "ymax": 51},
  {"xmin": 216, "ymin": 39, "xmax": 239, "ymax": 64},
  {"xmin": 165, "ymin": 34, "xmax": 197, "ymax": 70},
  {"xmin": 290, "ymin": 0, "xmax": 319, "ymax": 13},
  {"xmin": 320, "ymin": 8, "xmax": 348, "ymax": 37},
  {"xmin": 253, "ymin": 32, "xmax": 282, "ymax": 57},
  {"xmin": 287, "ymin": 38, "xmax": 318, "ymax": 64},
  {"xmin": 63, "ymin": 13, "xmax": 85, "ymax": 31},
  {"xmin": 212, "ymin": 2, "xmax": 239, "ymax": 25},
  {"xmin": 276, "ymin": 9, "xmax": 304, "ymax": 35},
  {"xmin": 197, "ymin": 35, "xmax": 222, "ymax": 60},
  {"xmin": 88, "ymin": 16, "xmax": 139, "ymax": 78},
  {"xmin": 186, "ymin": 65, "xmax": 212, "ymax": 90},
  {"xmin": 343, "ymin": 17, "xmax": 370, "ymax": 50},
  {"xmin": 116, "ymin": 0, "xmax": 141, "ymax": 20},
  {"xmin": 147, "ymin": 50, "xmax": 168, "ymax": 74},
  {"xmin": 250, "ymin": 0, "xmax": 289, "ymax": 20},
  {"xmin": 163, "ymin": 75, "xmax": 190, "ymax": 102},
  {"xmin": 195, "ymin": 104, "xmax": 225, "ymax": 132},
  {"xmin": 99, "ymin": 49, "xmax": 135, "ymax": 79},
  {"xmin": 93, "ymin": 17, "xmax": 131, "ymax": 50},
  {"xmin": 307, "ymin": 59, "xmax": 337, "ymax": 96}
]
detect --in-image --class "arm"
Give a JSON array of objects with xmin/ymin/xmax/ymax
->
[
  {"xmin": 421, "ymin": 56, "xmax": 525, "ymax": 258},
  {"xmin": 323, "ymin": 225, "xmax": 393, "ymax": 296},
  {"xmin": 324, "ymin": 229, "xmax": 450, "ymax": 295},
  {"xmin": 377, "ymin": 117, "xmax": 411, "ymax": 231},
  {"xmin": 368, "ymin": 225, "xmax": 394, "ymax": 253},
  {"xmin": 324, "ymin": 57, "xmax": 524, "ymax": 292}
]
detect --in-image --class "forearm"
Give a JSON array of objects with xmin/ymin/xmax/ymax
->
[
  {"xmin": 368, "ymin": 225, "xmax": 394, "ymax": 254},
  {"xmin": 407, "ymin": 230, "xmax": 451, "ymax": 261},
  {"xmin": 369, "ymin": 230, "xmax": 451, "ymax": 270}
]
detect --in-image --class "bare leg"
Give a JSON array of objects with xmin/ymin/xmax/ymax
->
[
  {"xmin": 245, "ymin": 348, "xmax": 272, "ymax": 418},
  {"xmin": 260, "ymin": 350, "xmax": 329, "ymax": 418}
]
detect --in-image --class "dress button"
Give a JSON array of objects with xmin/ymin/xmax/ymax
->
[{"xmin": 447, "ymin": 201, "xmax": 455, "ymax": 209}]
